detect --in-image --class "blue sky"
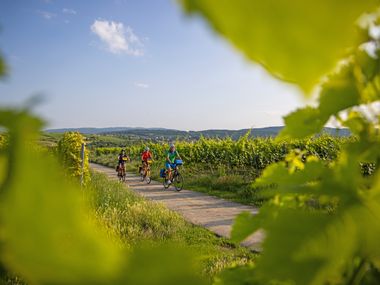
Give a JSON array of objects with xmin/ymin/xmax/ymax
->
[{"xmin": 0, "ymin": 0, "xmax": 306, "ymax": 130}]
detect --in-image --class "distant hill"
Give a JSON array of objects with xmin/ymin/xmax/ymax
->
[
  {"xmin": 45, "ymin": 127, "xmax": 133, "ymax": 134},
  {"xmin": 45, "ymin": 126, "xmax": 350, "ymax": 140}
]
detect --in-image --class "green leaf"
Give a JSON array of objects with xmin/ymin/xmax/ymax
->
[
  {"xmin": 120, "ymin": 245, "xmax": 208, "ymax": 285},
  {"xmin": 214, "ymin": 265, "xmax": 257, "ymax": 285},
  {"xmin": 254, "ymin": 209, "xmax": 330, "ymax": 284},
  {"xmin": 231, "ymin": 212, "xmax": 261, "ymax": 243},
  {"xmin": 357, "ymin": 48, "xmax": 380, "ymax": 103},
  {"xmin": 180, "ymin": 0, "xmax": 379, "ymax": 91},
  {"xmin": 254, "ymin": 159, "xmax": 325, "ymax": 194},
  {"xmin": 318, "ymin": 63, "xmax": 361, "ymax": 117},
  {"xmin": 356, "ymin": 49, "xmax": 380, "ymax": 81},
  {"xmin": 281, "ymin": 63, "xmax": 362, "ymax": 139},
  {"xmin": 0, "ymin": 110, "xmax": 123, "ymax": 284},
  {"xmin": 279, "ymin": 107, "xmax": 325, "ymax": 138}
]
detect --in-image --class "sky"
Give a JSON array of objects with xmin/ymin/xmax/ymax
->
[{"xmin": 0, "ymin": 0, "xmax": 307, "ymax": 131}]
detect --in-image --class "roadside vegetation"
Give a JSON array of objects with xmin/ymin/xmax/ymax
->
[{"xmin": 88, "ymin": 172, "xmax": 256, "ymax": 279}]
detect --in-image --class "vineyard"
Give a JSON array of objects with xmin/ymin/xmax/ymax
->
[
  {"xmin": 90, "ymin": 134, "xmax": 355, "ymax": 206},
  {"xmin": 92, "ymin": 134, "xmax": 348, "ymax": 170}
]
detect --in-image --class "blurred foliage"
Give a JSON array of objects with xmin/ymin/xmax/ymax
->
[
  {"xmin": 57, "ymin": 132, "xmax": 90, "ymax": 185},
  {"xmin": 0, "ymin": 109, "xmax": 123, "ymax": 284},
  {"xmin": 179, "ymin": 1, "xmax": 380, "ymax": 284},
  {"xmin": 181, "ymin": 0, "xmax": 379, "ymax": 92},
  {"xmin": 280, "ymin": 42, "xmax": 380, "ymax": 138},
  {"xmin": 0, "ymin": 133, "xmax": 7, "ymax": 149}
]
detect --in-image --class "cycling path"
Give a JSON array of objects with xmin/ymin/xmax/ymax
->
[{"xmin": 90, "ymin": 163, "xmax": 264, "ymax": 251}]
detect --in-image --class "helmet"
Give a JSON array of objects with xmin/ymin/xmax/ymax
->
[
  {"xmin": 145, "ymin": 146, "xmax": 150, "ymax": 151},
  {"xmin": 170, "ymin": 143, "xmax": 175, "ymax": 148}
]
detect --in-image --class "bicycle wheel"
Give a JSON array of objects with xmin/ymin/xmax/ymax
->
[
  {"xmin": 122, "ymin": 168, "xmax": 127, "ymax": 182},
  {"xmin": 117, "ymin": 170, "xmax": 123, "ymax": 182},
  {"xmin": 173, "ymin": 173, "xmax": 183, "ymax": 191},
  {"xmin": 145, "ymin": 170, "xmax": 151, "ymax": 184},
  {"xmin": 163, "ymin": 177, "xmax": 170, "ymax": 189}
]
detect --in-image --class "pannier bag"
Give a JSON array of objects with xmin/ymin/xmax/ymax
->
[{"xmin": 160, "ymin": 168, "xmax": 166, "ymax": 178}]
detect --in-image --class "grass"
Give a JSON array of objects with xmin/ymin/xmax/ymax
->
[
  {"xmin": 87, "ymin": 171, "xmax": 256, "ymax": 278},
  {"xmin": 90, "ymin": 153, "xmax": 263, "ymax": 207}
]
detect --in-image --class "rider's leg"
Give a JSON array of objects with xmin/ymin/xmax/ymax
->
[
  {"xmin": 165, "ymin": 162, "xmax": 172, "ymax": 181},
  {"xmin": 143, "ymin": 161, "xmax": 148, "ymax": 175}
]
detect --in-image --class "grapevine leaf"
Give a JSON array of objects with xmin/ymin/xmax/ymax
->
[
  {"xmin": 180, "ymin": 0, "xmax": 379, "ymax": 91},
  {"xmin": 279, "ymin": 107, "xmax": 325, "ymax": 138},
  {"xmin": 292, "ymin": 210, "xmax": 358, "ymax": 285},
  {"xmin": 0, "ymin": 110, "xmax": 123, "ymax": 284},
  {"xmin": 358, "ymin": 48, "xmax": 380, "ymax": 103},
  {"xmin": 342, "ymin": 111, "xmax": 378, "ymax": 140},
  {"xmin": 254, "ymin": 160, "xmax": 325, "ymax": 197},
  {"xmin": 357, "ymin": 48, "xmax": 380, "ymax": 81},
  {"xmin": 214, "ymin": 265, "xmax": 257, "ymax": 285},
  {"xmin": 121, "ymin": 245, "xmax": 207, "ymax": 285},
  {"xmin": 230, "ymin": 212, "xmax": 261, "ymax": 243},
  {"xmin": 318, "ymin": 63, "xmax": 361, "ymax": 117},
  {"xmin": 254, "ymin": 209, "xmax": 330, "ymax": 284}
]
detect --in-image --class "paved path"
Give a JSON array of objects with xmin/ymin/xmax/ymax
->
[{"xmin": 91, "ymin": 163, "xmax": 264, "ymax": 251}]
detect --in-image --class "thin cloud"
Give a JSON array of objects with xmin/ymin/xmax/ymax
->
[
  {"xmin": 37, "ymin": 10, "xmax": 56, "ymax": 20},
  {"xmin": 90, "ymin": 20, "xmax": 144, "ymax": 56},
  {"xmin": 62, "ymin": 8, "xmax": 77, "ymax": 15},
  {"xmin": 135, "ymin": 82, "xmax": 149, "ymax": 89}
]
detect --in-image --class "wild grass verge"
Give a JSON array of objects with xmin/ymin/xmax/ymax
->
[{"xmin": 87, "ymin": 171, "xmax": 256, "ymax": 278}]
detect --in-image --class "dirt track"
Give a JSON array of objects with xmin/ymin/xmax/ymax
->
[{"xmin": 91, "ymin": 163, "xmax": 263, "ymax": 251}]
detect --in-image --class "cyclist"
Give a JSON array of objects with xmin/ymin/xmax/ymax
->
[
  {"xmin": 141, "ymin": 147, "xmax": 153, "ymax": 173},
  {"xmin": 165, "ymin": 143, "xmax": 182, "ymax": 182},
  {"xmin": 117, "ymin": 149, "xmax": 129, "ymax": 172}
]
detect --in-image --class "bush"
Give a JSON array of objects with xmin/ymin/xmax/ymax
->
[{"xmin": 57, "ymin": 132, "xmax": 90, "ymax": 185}]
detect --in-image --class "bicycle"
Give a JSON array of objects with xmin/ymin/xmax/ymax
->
[
  {"xmin": 162, "ymin": 159, "xmax": 184, "ymax": 191},
  {"xmin": 117, "ymin": 163, "xmax": 126, "ymax": 182},
  {"xmin": 140, "ymin": 159, "xmax": 152, "ymax": 184},
  {"xmin": 117, "ymin": 157, "xmax": 129, "ymax": 182}
]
